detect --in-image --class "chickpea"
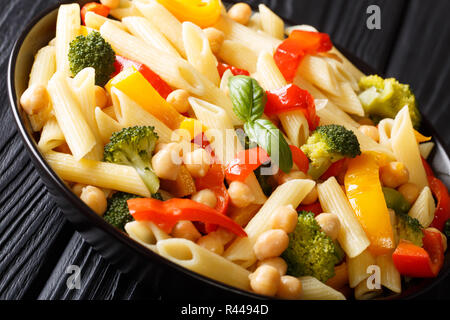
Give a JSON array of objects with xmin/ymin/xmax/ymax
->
[
  {"xmin": 358, "ymin": 117, "xmax": 375, "ymax": 126},
  {"xmin": 380, "ymin": 162, "xmax": 410, "ymax": 188},
  {"xmin": 276, "ymin": 276, "xmax": 303, "ymax": 300},
  {"xmin": 253, "ymin": 229, "xmax": 289, "ymax": 260},
  {"xmin": 359, "ymin": 125, "xmax": 380, "ymax": 142},
  {"xmin": 228, "ymin": 3, "xmax": 252, "ymax": 25},
  {"xmin": 191, "ymin": 189, "xmax": 217, "ymax": 208},
  {"xmin": 227, "ymin": 181, "xmax": 255, "ymax": 208},
  {"xmin": 167, "ymin": 89, "xmax": 191, "ymax": 114},
  {"xmin": 172, "ymin": 220, "xmax": 202, "ymax": 242},
  {"xmin": 72, "ymin": 183, "xmax": 87, "ymax": 197},
  {"xmin": 315, "ymin": 213, "xmax": 341, "ymax": 240},
  {"xmin": 210, "ymin": 227, "xmax": 235, "ymax": 246},
  {"xmin": 426, "ymin": 228, "xmax": 447, "ymax": 252},
  {"xmin": 154, "ymin": 143, "xmax": 168, "ymax": 154},
  {"xmin": 398, "ymin": 183, "xmax": 420, "ymax": 205},
  {"xmin": 20, "ymin": 84, "xmax": 49, "ymax": 115},
  {"xmin": 302, "ymin": 186, "xmax": 318, "ymax": 205},
  {"xmin": 276, "ymin": 170, "xmax": 309, "ymax": 185},
  {"xmin": 249, "ymin": 265, "xmax": 281, "ymax": 297},
  {"xmin": 183, "ymin": 148, "xmax": 211, "ymax": 178},
  {"xmin": 94, "ymin": 85, "xmax": 108, "ymax": 109},
  {"xmin": 100, "ymin": 0, "xmax": 120, "ymax": 9},
  {"xmin": 257, "ymin": 257, "xmax": 287, "ymax": 276},
  {"xmin": 197, "ymin": 234, "xmax": 224, "ymax": 255},
  {"xmin": 203, "ymin": 27, "xmax": 225, "ymax": 54},
  {"xmin": 152, "ymin": 143, "xmax": 182, "ymax": 180},
  {"xmin": 80, "ymin": 186, "xmax": 107, "ymax": 216},
  {"xmin": 269, "ymin": 205, "xmax": 298, "ymax": 234}
]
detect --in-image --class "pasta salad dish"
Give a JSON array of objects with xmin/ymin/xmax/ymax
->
[{"xmin": 19, "ymin": 0, "xmax": 450, "ymax": 300}]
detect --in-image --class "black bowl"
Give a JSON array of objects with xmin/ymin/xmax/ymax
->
[{"xmin": 7, "ymin": 0, "xmax": 450, "ymax": 300}]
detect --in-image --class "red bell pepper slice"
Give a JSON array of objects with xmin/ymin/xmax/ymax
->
[
  {"xmin": 217, "ymin": 62, "xmax": 250, "ymax": 78},
  {"xmin": 421, "ymin": 157, "xmax": 450, "ymax": 231},
  {"xmin": 225, "ymin": 148, "xmax": 270, "ymax": 182},
  {"xmin": 298, "ymin": 202, "xmax": 323, "ymax": 216},
  {"xmin": 81, "ymin": 2, "xmax": 110, "ymax": 25},
  {"xmin": 265, "ymin": 84, "xmax": 320, "ymax": 131},
  {"xmin": 392, "ymin": 228, "xmax": 444, "ymax": 278},
  {"xmin": 111, "ymin": 56, "xmax": 173, "ymax": 99},
  {"xmin": 289, "ymin": 145, "xmax": 309, "ymax": 174},
  {"xmin": 274, "ymin": 30, "xmax": 333, "ymax": 82},
  {"xmin": 128, "ymin": 198, "xmax": 246, "ymax": 237},
  {"xmin": 320, "ymin": 159, "xmax": 349, "ymax": 181}
]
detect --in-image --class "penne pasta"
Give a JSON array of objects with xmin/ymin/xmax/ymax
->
[
  {"xmin": 55, "ymin": 4, "xmax": 80, "ymax": 76},
  {"xmin": 37, "ymin": 117, "xmax": 65, "ymax": 153},
  {"xmin": 318, "ymin": 177, "xmax": 371, "ymax": 258},
  {"xmin": 84, "ymin": 11, "xmax": 127, "ymax": 31},
  {"xmin": 182, "ymin": 22, "xmax": 220, "ymax": 86},
  {"xmin": 27, "ymin": 46, "xmax": 56, "ymax": 132},
  {"xmin": 157, "ymin": 238, "xmax": 251, "ymax": 290},
  {"xmin": 218, "ymin": 40, "xmax": 258, "ymax": 74},
  {"xmin": 408, "ymin": 186, "xmax": 436, "ymax": 228},
  {"xmin": 45, "ymin": 151, "xmax": 151, "ymax": 197},
  {"xmin": 47, "ymin": 71, "xmax": 96, "ymax": 160},
  {"xmin": 391, "ymin": 106, "xmax": 429, "ymax": 190},
  {"xmin": 299, "ymin": 276, "xmax": 346, "ymax": 300},
  {"xmin": 376, "ymin": 254, "xmax": 402, "ymax": 294},
  {"xmin": 346, "ymin": 249, "xmax": 376, "ymax": 288},
  {"xmin": 122, "ymin": 16, "xmax": 181, "ymax": 58},
  {"xmin": 258, "ymin": 4, "xmax": 285, "ymax": 40},
  {"xmin": 135, "ymin": 0, "xmax": 186, "ymax": 57}
]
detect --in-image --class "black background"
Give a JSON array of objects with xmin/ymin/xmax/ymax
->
[{"xmin": 0, "ymin": 0, "xmax": 449, "ymax": 300}]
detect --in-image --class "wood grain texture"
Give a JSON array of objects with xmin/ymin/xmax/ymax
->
[{"xmin": 0, "ymin": 0, "xmax": 448, "ymax": 300}]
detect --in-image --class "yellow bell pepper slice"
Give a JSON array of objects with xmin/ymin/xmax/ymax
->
[
  {"xmin": 105, "ymin": 66, "xmax": 185, "ymax": 130},
  {"xmin": 179, "ymin": 118, "xmax": 208, "ymax": 140},
  {"xmin": 414, "ymin": 130, "xmax": 432, "ymax": 143},
  {"xmin": 344, "ymin": 153, "xmax": 395, "ymax": 256},
  {"xmin": 156, "ymin": 0, "xmax": 222, "ymax": 28}
]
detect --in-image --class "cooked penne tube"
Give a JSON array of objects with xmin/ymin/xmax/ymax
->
[
  {"xmin": 408, "ymin": 186, "xmax": 435, "ymax": 227},
  {"xmin": 299, "ymin": 276, "xmax": 346, "ymax": 300},
  {"xmin": 318, "ymin": 177, "xmax": 371, "ymax": 258},
  {"xmin": 27, "ymin": 46, "xmax": 56, "ymax": 132},
  {"xmin": 391, "ymin": 106, "xmax": 429, "ymax": 190},
  {"xmin": 157, "ymin": 238, "xmax": 251, "ymax": 290},
  {"xmin": 346, "ymin": 249, "xmax": 376, "ymax": 288},
  {"xmin": 95, "ymin": 107, "xmax": 123, "ymax": 145},
  {"xmin": 55, "ymin": 4, "xmax": 80, "ymax": 76},
  {"xmin": 47, "ymin": 71, "xmax": 96, "ymax": 160},
  {"xmin": 84, "ymin": 11, "xmax": 127, "ymax": 31},
  {"xmin": 213, "ymin": 15, "xmax": 281, "ymax": 55},
  {"xmin": 37, "ymin": 117, "xmax": 65, "ymax": 153},
  {"xmin": 376, "ymin": 253, "xmax": 401, "ymax": 294},
  {"xmin": 258, "ymin": 4, "xmax": 285, "ymax": 40},
  {"xmin": 44, "ymin": 151, "xmax": 151, "ymax": 197},
  {"xmin": 182, "ymin": 22, "xmax": 220, "ymax": 86},
  {"xmin": 135, "ymin": 1, "xmax": 186, "ymax": 57},
  {"xmin": 218, "ymin": 40, "xmax": 258, "ymax": 74},
  {"xmin": 122, "ymin": 16, "xmax": 181, "ymax": 58}
]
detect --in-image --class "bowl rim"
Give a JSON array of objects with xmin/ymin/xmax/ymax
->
[{"xmin": 6, "ymin": 0, "xmax": 450, "ymax": 301}]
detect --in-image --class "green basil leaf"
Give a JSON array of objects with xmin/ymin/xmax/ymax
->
[
  {"xmin": 228, "ymin": 75, "xmax": 266, "ymax": 123},
  {"xmin": 244, "ymin": 119, "xmax": 293, "ymax": 173}
]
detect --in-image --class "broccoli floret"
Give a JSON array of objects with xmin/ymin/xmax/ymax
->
[
  {"xmin": 282, "ymin": 211, "xmax": 340, "ymax": 282},
  {"xmin": 68, "ymin": 31, "xmax": 116, "ymax": 86},
  {"xmin": 358, "ymin": 75, "xmax": 421, "ymax": 129},
  {"xmin": 395, "ymin": 213, "xmax": 424, "ymax": 247},
  {"xmin": 301, "ymin": 125, "xmax": 361, "ymax": 179},
  {"xmin": 103, "ymin": 192, "xmax": 142, "ymax": 230},
  {"xmin": 104, "ymin": 126, "xmax": 160, "ymax": 194},
  {"xmin": 382, "ymin": 187, "xmax": 411, "ymax": 215}
]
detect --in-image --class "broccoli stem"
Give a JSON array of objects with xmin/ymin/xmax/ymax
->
[
  {"xmin": 128, "ymin": 152, "xmax": 160, "ymax": 195},
  {"xmin": 308, "ymin": 159, "xmax": 332, "ymax": 180}
]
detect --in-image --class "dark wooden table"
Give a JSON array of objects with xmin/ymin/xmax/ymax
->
[{"xmin": 1, "ymin": 0, "xmax": 449, "ymax": 300}]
